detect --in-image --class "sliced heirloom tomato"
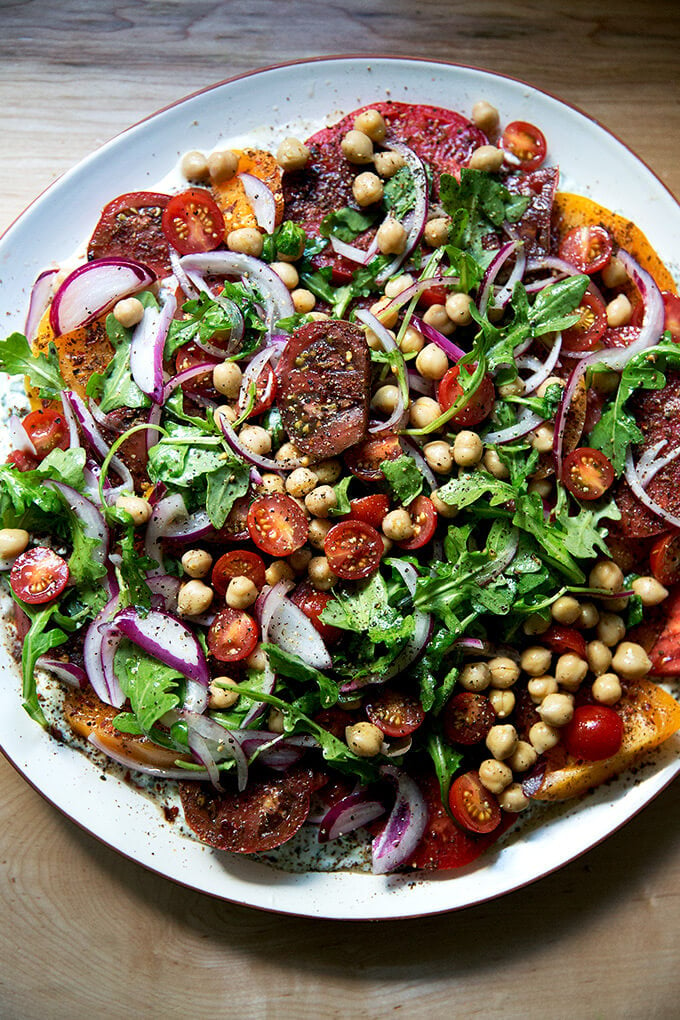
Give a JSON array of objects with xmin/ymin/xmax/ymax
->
[
  {"xmin": 22, "ymin": 409, "xmax": 70, "ymax": 458},
  {"xmin": 290, "ymin": 582, "xmax": 341, "ymax": 643},
  {"xmin": 10, "ymin": 548, "xmax": 69, "ymax": 605},
  {"xmin": 563, "ymin": 447, "xmax": 614, "ymax": 501},
  {"xmin": 87, "ymin": 190, "xmax": 171, "ymax": 277},
  {"xmin": 207, "ymin": 607, "xmax": 259, "ymax": 662},
  {"xmin": 324, "ymin": 520, "xmax": 383, "ymax": 580},
  {"xmin": 345, "ymin": 434, "xmax": 402, "ymax": 482},
  {"xmin": 174, "ymin": 341, "xmax": 220, "ymax": 397},
  {"xmin": 365, "ymin": 690, "xmax": 425, "ymax": 737},
  {"xmin": 650, "ymin": 531, "xmax": 680, "ymax": 586},
  {"xmin": 443, "ymin": 692, "xmax": 495, "ymax": 746},
  {"xmin": 349, "ymin": 493, "xmax": 390, "ymax": 529},
  {"xmin": 238, "ymin": 363, "xmax": 277, "ymax": 417},
  {"xmin": 541, "ymin": 624, "xmax": 587, "ymax": 660},
  {"xmin": 437, "ymin": 364, "xmax": 495, "ymax": 428},
  {"xmin": 500, "ymin": 120, "xmax": 547, "ymax": 171},
  {"xmin": 561, "ymin": 287, "xmax": 607, "ymax": 352},
  {"xmin": 161, "ymin": 188, "xmax": 225, "ymax": 255},
  {"xmin": 6, "ymin": 450, "xmax": 38, "ymax": 472},
  {"xmin": 395, "ymin": 495, "xmax": 437, "ymax": 551},
  {"xmin": 558, "ymin": 225, "xmax": 613, "ymax": 275},
  {"xmin": 448, "ymin": 771, "xmax": 502, "ymax": 834},
  {"xmin": 601, "ymin": 325, "xmax": 641, "ymax": 348},
  {"xmin": 247, "ymin": 494, "xmax": 308, "ymax": 556},
  {"xmin": 211, "ymin": 550, "xmax": 266, "ymax": 597},
  {"xmin": 563, "ymin": 705, "xmax": 624, "ymax": 761},
  {"xmin": 662, "ymin": 291, "xmax": 680, "ymax": 339}
]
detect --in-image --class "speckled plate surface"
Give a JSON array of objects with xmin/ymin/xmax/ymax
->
[{"xmin": 1, "ymin": 56, "xmax": 679, "ymax": 920}]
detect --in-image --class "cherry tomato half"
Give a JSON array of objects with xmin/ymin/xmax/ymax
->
[
  {"xmin": 247, "ymin": 494, "xmax": 308, "ymax": 557},
  {"xmin": 211, "ymin": 550, "xmax": 266, "ymax": 597},
  {"xmin": 22, "ymin": 409, "xmax": 70, "ymax": 459},
  {"xmin": 365, "ymin": 690, "xmax": 425, "ymax": 738},
  {"xmin": 290, "ymin": 582, "xmax": 341, "ymax": 644},
  {"xmin": 558, "ymin": 225, "xmax": 613, "ymax": 275},
  {"xmin": 563, "ymin": 447, "xmax": 615, "ymax": 501},
  {"xmin": 349, "ymin": 494, "xmax": 390, "ymax": 529},
  {"xmin": 207, "ymin": 607, "xmax": 259, "ymax": 662},
  {"xmin": 345, "ymin": 434, "xmax": 402, "ymax": 483},
  {"xmin": 561, "ymin": 288, "xmax": 607, "ymax": 352},
  {"xmin": 6, "ymin": 450, "xmax": 39, "ymax": 472},
  {"xmin": 175, "ymin": 341, "xmax": 220, "ymax": 397},
  {"xmin": 161, "ymin": 188, "xmax": 225, "ymax": 255},
  {"xmin": 324, "ymin": 520, "xmax": 383, "ymax": 580},
  {"xmin": 650, "ymin": 531, "xmax": 680, "ymax": 586},
  {"xmin": 563, "ymin": 705, "xmax": 624, "ymax": 761},
  {"xmin": 10, "ymin": 547, "xmax": 69, "ymax": 605},
  {"xmin": 662, "ymin": 291, "xmax": 680, "ymax": 339},
  {"xmin": 500, "ymin": 121, "xmax": 547, "ymax": 172},
  {"xmin": 443, "ymin": 692, "xmax": 495, "ymax": 746},
  {"xmin": 239, "ymin": 363, "xmax": 277, "ymax": 418},
  {"xmin": 448, "ymin": 771, "xmax": 502, "ymax": 834},
  {"xmin": 437, "ymin": 364, "xmax": 495, "ymax": 428},
  {"xmin": 541, "ymin": 624, "xmax": 587, "ymax": 660},
  {"xmin": 395, "ymin": 495, "xmax": 437, "ymax": 551}
]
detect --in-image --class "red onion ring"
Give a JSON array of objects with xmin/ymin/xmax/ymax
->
[
  {"xmin": 179, "ymin": 251, "xmax": 294, "ymax": 331},
  {"xmin": 318, "ymin": 791, "xmax": 386, "ymax": 843},
  {"xmin": 36, "ymin": 657, "xmax": 87, "ymax": 688},
  {"xmin": 130, "ymin": 291, "xmax": 177, "ymax": 404},
  {"xmin": 329, "ymin": 234, "xmax": 379, "ymax": 265},
  {"xmin": 25, "ymin": 268, "xmax": 59, "ymax": 341},
  {"xmin": 478, "ymin": 240, "xmax": 521, "ymax": 316},
  {"xmin": 375, "ymin": 140, "xmax": 429, "ymax": 285},
  {"xmin": 45, "ymin": 481, "xmax": 109, "ymax": 570},
  {"xmin": 625, "ymin": 448, "xmax": 680, "ymax": 530},
  {"xmin": 217, "ymin": 408, "xmax": 301, "ymax": 472},
  {"xmin": 239, "ymin": 173, "xmax": 277, "ymax": 233},
  {"xmin": 484, "ymin": 409, "xmax": 544, "ymax": 445},
  {"xmin": 182, "ymin": 711, "xmax": 248, "ymax": 791},
  {"xmin": 8, "ymin": 414, "xmax": 37, "ymax": 456},
  {"xmin": 410, "ymin": 315, "xmax": 466, "ymax": 362},
  {"xmin": 371, "ymin": 765, "xmax": 428, "ymax": 874},
  {"xmin": 114, "ymin": 606, "xmax": 210, "ymax": 688},
  {"xmin": 49, "ymin": 257, "xmax": 155, "ymax": 335},
  {"xmin": 521, "ymin": 333, "xmax": 563, "ymax": 395}
]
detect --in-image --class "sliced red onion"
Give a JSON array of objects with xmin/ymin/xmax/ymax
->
[
  {"xmin": 84, "ymin": 593, "xmax": 125, "ymax": 707},
  {"xmin": 355, "ymin": 307, "xmax": 398, "ymax": 352},
  {"xmin": 36, "ymin": 657, "xmax": 87, "ymax": 688},
  {"xmin": 130, "ymin": 291, "xmax": 177, "ymax": 404},
  {"xmin": 484, "ymin": 409, "xmax": 544, "ymax": 445},
  {"xmin": 379, "ymin": 275, "xmax": 458, "ymax": 324},
  {"xmin": 186, "ymin": 727, "xmax": 223, "ymax": 789},
  {"xmin": 329, "ymin": 234, "xmax": 379, "ymax": 265},
  {"xmin": 478, "ymin": 240, "xmax": 521, "ymax": 316},
  {"xmin": 256, "ymin": 580, "xmax": 295, "ymax": 642},
  {"xmin": 146, "ymin": 402, "xmax": 163, "ymax": 453},
  {"xmin": 63, "ymin": 392, "xmax": 134, "ymax": 492},
  {"xmin": 162, "ymin": 360, "xmax": 216, "ymax": 403},
  {"xmin": 114, "ymin": 607, "xmax": 209, "ymax": 687},
  {"xmin": 494, "ymin": 246, "xmax": 527, "ymax": 310},
  {"xmin": 399, "ymin": 438, "xmax": 438, "ymax": 492},
  {"xmin": 636, "ymin": 439, "xmax": 668, "ymax": 483},
  {"xmin": 479, "ymin": 527, "xmax": 519, "ymax": 584},
  {"xmin": 169, "ymin": 247, "xmax": 198, "ymax": 299},
  {"xmin": 25, "ymin": 268, "xmax": 59, "ymax": 341},
  {"xmin": 625, "ymin": 448, "xmax": 680, "ymax": 530},
  {"xmin": 372, "ymin": 765, "xmax": 428, "ymax": 874},
  {"xmin": 45, "ymin": 482, "xmax": 108, "ymax": 569},
  {"xmin": 218, "ymin": 409, "xmax": 300, "ymax": 471},
  {"xmin": 636, "ymin": 440, "xmax": 680, "ymax": 489},
  {"xmin": 59, "ymin": 395, "xmax": 82, "ymax": 452},
  {"xmin": 601, "ymin": 250, "xmax": 665, "ymax": 370},
  {"xmin": 521, "ymin": 333, "xmax": 563, "ymax": 395},
  {"xmin": 376, "ymin": 141, "xmax": 429, "ymax": 285},
  {"xmin": 267, "ymin": 595, "xmax": 332, "ymax": 670},
  {"xmin": 515, "ymin": 355, "xmax": 544, "ymax": 373},
  {"xmin": 179, "ymin": 252, "xmax": 294, "ymax": 332},
  {"xmin": 88, "ymin": 733, "xmax": 209, "ymax": 780},
  {"xmin": 239, "ymin": 173, "xmax": 276, "ymax": 233},
  {"xmin": 318, "ymin": 791, "xmax": 386, "ymax": 843},
  {"xmin": 453, "ymin": 637, "xmax": 488, "ymax": 653},
  {"xmin": 411, "ymin": 315, "xmax": 467, "ymax": 362},
  {"xmin": 144, "ymin": 493, "xmax": 212, "ymax": 571},
  {"xmin": 237, "ymin": 345, "xmax": 278, "ymax": 414},
  {"xmin": 99, "ymin": 617, "xmax": 125, "ymax": 707},
  {"xmin": 182, "ymin": 711, "xmax": 248, "ymax": 791},
  {"xmin": 407, "ymin": 369, "xmax": 434, "ymax": 396},
  {"xmin": 49, "ymin": 257, "xmax": 154, "ymax": 335},
  {"xmin": 240, "ymin": 657, "xmax": 277, "ymax": 728},
  {"xmin": 526, "ymin": 255, "xmax": 581, "ymax": 276},
  {"xmin": 237, "ymin": 731, "xmax": 311, "ymax": 770},
  {"xmin": 146, "ymin": 574, "xmax": 181, "ymax": 612},
  {"xmin": 342, "ymin": 607, "xmax": 432, "ymax": 691},
  {"xmin": 8, "ymin": 414, "xmax": 37, "ymax": 456}
]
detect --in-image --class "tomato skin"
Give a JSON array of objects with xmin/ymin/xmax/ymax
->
[
  {"xmin": 448, "ymin": 772, "xmax": 502, "ymax": 834},
  {"xmin": 561, "ymin": 288, "xmax": 607, "ymax": 352},
  {"xmin": 6, "ymin": 450, "xmax": 39, "ymax": 472},
  {"xmin": 213, "ymin": 496, "xmax": 250, "ymax": 543},
  {"xmin": 207, "ymin": 607, "xmax": 259, "ymax": 662},
  {"xmin": 161, "ymin": 188, "xmax": 225, "ymax": 255},
  {"xmin": 10, "ymin": 547, "xmax": 70, "ymax": 605},
  {"xmin": 500, "ymin": 121, "xmax": 547, "ymax": 171},
  {"xmin": 563, "ymin": 705, "xmax": 624, "ymax": 761},
  {"xmin": 443, "ymin": 692, "xmax": 495, "ymax": 746},
  {"xmin": 345, "ymin": 434, "xmax": 402, "ymax": 483},
  {"xmin": 324, "ymin": 520, "xmax": 383, "ymax": 580},
  {"xmin": 349, "ymin": 494, "xmax": 390, "ymax": 529},
  {"xmin": 418, "ymin": 284, "xmax": 449, "ymax": 306},
  {"xmin": 21, "ymin": 409, "xmax": 70, "ymax": 459},
  {"xmin": 662, "ymin": 291, "xmax": 680, "ymax": 339},
  {"xmin": 601, "ymin": 325, "xmax": 641, "ymax": 349},
  {"xmin": 87, "ymin": 191, "xmax": 171, "ymax": 277},
  {"xmin": 174, "ymin": 341, "xmax": 220, "ymax": 397},
  {"xmin": 211, "ymin": 550, "xmax": 266, "ymax": 597},
  {"xmin": 395, "ymin": 495, "xmax": 437, "ymax": 551},
  {"xmin": 437, "ymin": 364, "xmax": 495, "ymax": 427},
  {"xmin": 246, "ymin": 494, "xmax": 308, "ymax": 557},
  {"xmin": 563, "ymin": 447, "xmax": 614, "ymax": 501},
  {"xmin": 541, "ymin": 625, "xmax": 587, "ymax": 660},
  {"xmin": 239, "ymin": 363, "xmax": 276, "ymax": 417},
  {"xmin": 650, "ymin": 531, "xmax": 680, "ymax": 586},
  {"xmin": 558, "ymin": 225, "xmax": 613, "ymax": 275},
  {"xmin": 289, "ymin": 582, "xmax": 341, "ymax": 643},
  {"xmin": 364, "ymin": 690, "xmax": 425, "ymax": 737}
]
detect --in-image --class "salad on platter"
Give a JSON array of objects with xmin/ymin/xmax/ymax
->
[{"xmin": 2, "ymin": 95, "xmax": 680, "ymax": 876}]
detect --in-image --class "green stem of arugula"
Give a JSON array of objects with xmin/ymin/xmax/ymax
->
[
  {"xmin": 231, "ymin": 380, "xmax": 257, "ymax": 429},
  {"xmin": 98, "ymin": 421, "xmax": 168, "ymax": 510}
]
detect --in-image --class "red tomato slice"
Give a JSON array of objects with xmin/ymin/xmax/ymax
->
[
  {"xmin": 437, "ymin": 364, "xmax": 495, "ymax": 427},
  {"xmin": 448, "ymin": 771, "xmax": 502, "ymax": 834},
  {"xmin": 662, "ymin": 291, "xmax": 680, "ymax": 339},
  {"xmin": 558, "ymin": 225, "xmax": 613, "ymax": 275},
  {"xmin": 563, "ymin": 705, "xmax": 624, "ymax": 761},
  {"xmin": 207, "ymin": 607, "xmax": 259, "ymax": 662},
  {"xmin": 289, "ymin": 582, "xmax": 341, "ymax": 643},
  {"xmin": 541, "ymin": 625, "xmax": 587, "ymax": 660},
  {"xmin": 161, "ymin": 188, "xmax": 225, "ymax": 255},
  {"xmin": 561, "ymin": 288, "xmax": 607, "ymax": 352},
  {"xmin": 6, "ymin": 450, "xmax": 39, "ymax": 472},
  {"xmin": 500, "ymin": 120, "xmax": 547, "ymax": 171},
  {"xmin": 562, "ymin": 447, "xmax": 614, "ymax": 501},
  {"xmin": 324, "ymin": 520, "xmax": 383, "ymax": 580},
  {"xmin": 349, "ymin": 494, "xmax": 390, "ymax": 529},
  {"xmin": 601, "ymin": 325, "xmax": 641, "ymax": 348},
  {"xmin": 396, "ymin": 495, "xmax": 437, "ymax": 551},
  {"xmin": 239, "ymin": 363, "xmax": 277, "ymax": 417},
  {"xmin": 247, "ymin": 494, "xmax": 308, "ymax": 557},
  {"xmin": 418, "ymin": 284, "xmax": 449, "ymax": 306},
  {"xmin": 365, "ymin": 690, "xmax": 425, "ymax": 737},
  {"xmin": 87, "ymin": 191, "xmax": 172, "ymax": 277},
  {"xmin": 344, "ymin": 434, "xmax": 402, "ymax": 483},
  {"xmin": 211, "ymin": 550, "xmax": 266, "ymax": 597},
  {"xmin": 174, "ymin": 341, "xmax": 220, "ymax": 397},
  {"xmin": 443, "ymin": 692, "xmax": 495, "ymax": 746},
  {"xmin": 10, "ymin": 547, "xmax": 69, "ymax": 605},
  {"xmin": 21, "ymin": 409, "xmax": 70, "ymax": 459},
  {"xmin": 650, "ymin": 532, "xmax": 680, "ymax": 586}
]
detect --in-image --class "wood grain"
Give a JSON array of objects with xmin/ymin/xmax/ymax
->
[{"xmin": 1, "ymin": 1, "xmax": 680, "ymax": 1017}]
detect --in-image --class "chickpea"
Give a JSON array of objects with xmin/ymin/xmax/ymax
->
[
  {"xmin": 209, "ymin": 680, "xmax": 240, "ymax": 711},
  {"xmin": 597, "ymin": 612, "xmax": 626, "ymax": 647},
  {"xmin": 308, "ymin": 518, "xmax": 333, "ymax": 549},
  {"xmin": 551, "ymin": 595, "xmax": 581, "ymax": 625},
  {"xmin": 291, "ymin": 288, "xmax": 316, "ymax": 313},
  {"xmin": 486, "ymin": 724, "xmax": 518, "ymax": 761},
  {"xmin": 227, "ymin": 227, "xmax": 263, "ymax": 258},
  {"xmin": 459, "ymin": 662, "xmax": 492, "ymax": 692},
  {"xmin": 416, "ymin": 343, "xmax": 449, "ymax": 381},
  {"xmin": 340, "ymin": 129, "xmax": 374, "ymax": 165},
  {"xmin": 275, "ymin": 444, "xmax": 302, "ymax": 464},
  {"xmin": 247, "ymin": 644, "xmax": 269, "ymax": 672},
  {"xmin": 606, "ymin": 596, "xmax": 630, "ymax": 613},
  {"xmin": 489, "ymin": 656, "xmax": 520, "ymax": 689},
  {"xmin": 376, "ymin": 216, "xmax": 407, "ymax": 255},
  {"xmin": 537, "ymin": 692, "xmax": 574, "ymax": 727},
  {"xmin": 632, "ymin": 575, "xmax": 668, "ymax": 607},
  {"xmin": 409, "ymin": 397, "xmax": 442, "ymax": 429},
  {"xmin": 601, "ymin": 256, "xmax": 629, "ymax": 289},
  {"xmin": 520, "ymin": 646, "xmax": 552, "ymax": 677},
  {"xmin": 181, "ymin": 548, "xmax": 213, "ymax": 579},
  {"xmin": 226, "ymin": 575, "xmax": 259, "ymax": 610},
  {"xmin": 606, "ymin": 293, "xmax": 632, "ymax": 327},
  {"xmin": 208, "ymin": 148, "xmax": 239, "ymax": 183},
  {"xmin": 286, "ymin": 467, "xmax": 318, "ymax": 498},
  {"xmin": 489, "ymin": 689, "xmax": 515, "ymax": 717},
  {"xmin": 371, "ymin": 384, "xmax": 400, "ymax": 415},
  {"xmin": 212, "ymin": 360, "xmax": 242, "ymax": 399},
  {"xmin": 423, "ymin": 441, "xmax": 454, "ymax": 474},
  {"xmin": 239, "ymin": 425, "xmax": 272, "ymax": 457},
  {"xmin": 373, "ymin": 151, "xmax": 405, "ymax": 178},
  {"xmin": 275, "ymin": 137, "xmax": 310, "ymax": 171},
  {"xmin": 471, "ymin": 100, "xmax": 500, "ymax": 134},
  {"xmin": 384, "ymin": 273, "xmax": 414, "ymax": 299},
  {"xmin": 536, "ymin": 375, "xmax": 566, "ymax": 399},
  {"xmin": 523, "ymin": 614, "xmax": 551, "ymax": 636},
  {"xmin": 498, "ymin": 784, "xmax": 530, "ymax": 813},
  {"xmin": 260, "ymin": 472, "xmax": 285, "ymax": 495},
  {"xmin": 507, "ymin": 740, "xmax": 537, "ymax": 774},
  {"xmin": 353, "ymin": 108, "xmax": 387, "ymax": 142},
  {"xmin": 400, "ymin": 325, "xmax": 425, "ymax": 354},
  {"xmin": 305, "ymin": 485, "xmax": 337, "ymax": 518},
  {"xmin": 589, "ymin": 559, "xmax": 624, "ymax": 592},
  {"xmin": 478, "ymin": 758, "xmax": 513, "ymax": 794},
  {"xmin": 423, "ymin": 217, "xmax": 451, "ymax": 248},
  {"xmin": 352, "ymin": 171, "xmax": 384, "ymax": 207},
  {"xmin": 498, "ymin": 377, "xmax": 524, "ymax": 398},
  {"xmin": 180, "ymin": 149, "xmax": 209, "ymax": 181},
  {"xmin": 483, "ymin": 449, "xmax": 510, "ymax": 479},
  {"xmin": 422, "ymin": 303, "xmax": 455, "ymax": 335},
  {"xmin": 611, "ymin": 641, "xmax": 652, "ymax": 680},
  {"xmin": 555, "ymin": 653, "xmax": 588, "ymax": 691},
  {"xmin": 345, "ymin": 721, "xmax": 383, "ymax": 757},
  {"xmin": 178, "ymin": 579, "xmax": 214, "ymax": 617},
  {"xmin": 468, "ymin": 145, "xmax": 504, "ymax": 172},
  {"xmin": 370, "ymin": 298, "xmax": 397, "ymax": 329},
  {"xmin": 529, "ymin": 720, "xmax": 561, "ymax": 753},
  {"xmin": 453, "ymin": 430, "xmax": 483, "ymax": 467},
  {"xmin": 265, "ymin": 560, "xmax": 295, "ymax": 586},
  {"xmin": 0, "ymin": 528, "xmax": 29, "ymax": 559},
  {"xmin": 215, "ymin": 404, "xmax": 237, "ymax": 427},
  {"xmin": 530, "ymin": 424, "xmax": 554, "ymax": 453},
  {"xmin": 288, "ymin": 547, "xmax": 312, "ymax": 573},
  {"xmin": 113, "ymin": 297, "xmax": 144, "ymax": 329},
  {"xmin": 382, "ymin": 508, "xmax": 415, "ymax": 542},
  {"xmin": 527, "ymin": 477, "xmax": 552, "ymax": 499},
  {"xmin": 430, "ymin": 488, "xmax": 458, "ymax": 518},
  {"xmin": 313, "ymin": 459, "xmax": 342, "ymax": 485},
  {"xmin": 527, "ymin": 675, "xmax": 558, "ymax": 704},
  {"xmin": 115, "ymin": 494, "xmax": 152, "ymax": 526},
  {"xmin": 271, "ymin": 261, "xmax": 299, "ymax": 290},
  {"xmin": 577, "ymin": 601, "xmax": 600, "ymax": 630},
  {"xmin": 268, "ymin": 707, "xmax": 285, "ymax": 733},
  {"xmin": 587, "ymin": 639, "xmax": 613, "ymax": 676},
  {"xmin": 308, "ymin": 555, "xmax": 337, "ymax": 591},
  {"xmin": 445, "ymin": 292, "xmax": 474, "ymax": 326}
]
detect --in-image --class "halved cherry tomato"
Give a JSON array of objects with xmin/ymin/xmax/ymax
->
[
  {"xmin": 87, "ymin": 191, "xmax": 171, "ymax": 277},
  {"xmin": 324, "ymin": 520, "xmax": 383, "ymax": 580},
  {"xmin": 601, "ymin": 325, "xmax": 641, "ymax": 348},
  {"xmin": 6, "ymin": 450, "xmax": 39, "ymax": 472},
  {"xmin": 563, "ymin": 705, "xmax": 624, "ymax": 761},
  {"xmin": 365, "ymin": 690, "xmax": 425, "ymax": 737},
  {"xmin": 437, "ymin": 364, "xmax": 495, "ymax": 427},
  {"xmin": 349, "ymin": 494, "xmax": 390, "ymax": 529},
  {"xmin": 211, "ymin": 550, "xmax": 266, "ymax": 597},
  {"xmin": 650, "ymin": 531, "xmax": 680, "ymax": 586},
  {"xmin": 563, "ymin": 447, "xmax": 614, "ymax": 501},
  {"xmin": 161, "ymin": 188, "xmax": 225, "ymax": 255},
  {"xmin": 22, "ymin": 409, "xmax": 70, "ymax": 459},
  {"xmin": 396, "ymin": 495, "xmax": 437, "ymax": 551},
  {"xmin": 290, "ymin": 582, "xmax": 341, "ymax": 643},
  {"xmin": 345, "ymin": 434, "xmax": 402, "ymax": 483},
  {"xmin": 207, "ymin": 607, "xmax": 259, "ymax": 662},
  {"xmin": 662, "ymin": 291, "xmax": 680, "ymax": 339},
  {"xmin": 561, "ymin": 288, "xmax": 607, "ymax": 352},
  {"xmin": 239, "ymin": 363, "xmax": 276, "ymax": 417},
  {"xmin": 500, "ymin": 121, "xmax": 547, "ymax": 171},
  {"xmin": 558, "ymin": 225, "xmax": 613, "ymax": 275},
  {"xmin": 10, "ymin": 547, "xmax": 69, "ymax": 605},
  {"xmin": 175, "ymin": 341, "xmax": 220, "ymax": 397},
  {"xmin": 247, "ymin": 494, "xmax": 308, "ymax": 556},
  {"xmin": 214, "ymin": 496, "xmax": 250, "ymax": 543},
  {"xmin": 448, "ymin": 771, "xmax": 501, "ymax": 834},
  {"xmin": 418, "ymin": 283, "xmax": 449, "ymax": 306},
  {"xmin": 541, "ymin": 624, "xmax": 587, "ymax": 660},
  {"xmin": 443, "ymin": 692, "xmax": 495, "ymax": 746}
]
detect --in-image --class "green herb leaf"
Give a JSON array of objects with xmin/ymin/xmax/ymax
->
[
  {"xmin": 114, "ymin": 640, "xmax": 182, "ymax": 734},
  {"xmin": 0, "ymin": 333, "xmax": 66, "ymax": 399},
  {"xmin": 380, "ymin": 454, "xmax": 424, "ymax": 504},
  {"xmin": 320, "ymin": 206, "xmax": 380, "ymax": 242},
  {"xmin": 260, "ymin": 643, "xmax": 338, "ymax": 708}
]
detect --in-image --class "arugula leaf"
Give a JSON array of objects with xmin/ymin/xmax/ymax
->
[
  {"xmin": 0, "ymin": 332, "xmax": 66, "ymax": 399},
  {"xmin": 260, "ymin": 643, "xmax": 338, "ymax": 708},
  {"xmin": 383, "ymin": 166, "xmax": 417, "ymax": 220},
  {"xmin": 380, "ymin": 454, "xmax": 424, "ymax": 504},
  {"xmin": 114, "ymin": 640, "xmax": 182, "ymax": 734},
  {"xmin": 261, "ymin": 220, "xmax": 307, "ymax": 262},
  {"xmin": 321, "ymin": 572, "xmax": 401, "ymax": 636},
  {"xmin": 414, "ymin": 629, "xmax": 459, "ymax": 713},
  {"xmin": 552, "ymin": 489, "xmax": 621, "ymax": 559},
  {"xmin": 205, "ymin": 459, "xmax": 251, "ymax": 530},
  {"xmin": 512, "ymin": 493, "xmax": 585, "ymax": 583},
  {"xmin": 319, "ymin": 206, "xmax": 380, "ymax": 242},
  {"xmin": 117, "ymin": 525, "xmax": 154, "ymax": 612},
  {"xmin": 435, "ymin": 470, "xmax": 515, "ymax": 510},
  {"xmin": 86, "ymin": 293, "xmax": 157, "ymax": 412},
  {"xmin": 327, "ymin": 474, "xmax": 353, "ymax": 517},
  {"xmin": 19, "ymin": 603, "xmax": 69, "ymax": 726},
  {"xmin": 426, "ymin": 729, "xmax": 463, "ymax": 804},
  {"xmin": 439, "ymin": 170, "xmax": 530, "ymax": 255}
]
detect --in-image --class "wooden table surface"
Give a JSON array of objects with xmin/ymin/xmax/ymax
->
[{"xmin": 1, "ymin": 2, "xmax": 679, "ymax": 1017}]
